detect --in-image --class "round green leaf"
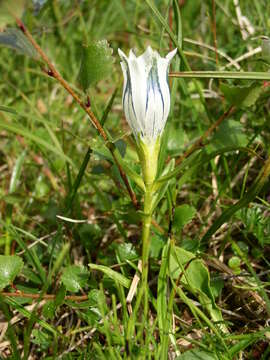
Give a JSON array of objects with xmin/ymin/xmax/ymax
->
[
  {"xmin": 78, "ymin": 40, "xmax": 114, "ymax": 91},
  {"xmin": 0, "ymin": 255, "xmax": 24, "ymax": 290},
  {"xmin": 220, "ymin": 82, "xmax": 262, "ymax": 108},
  {"xmin": 172, "ymin": 204, "xmax": 196, "ymax": 232},
  {"xmin": 228, "ymin": 256, "xmax": 241, "ymax": 270},
  {"xmin": 169, "ymin": 247, "xmax": 213, "ymax": 298},
  {"xmin": 61, "ymin": 265, "xmax": 89, "ymax": 293},
  {"xmin": 211, "ymin": 119, "xmax": 249, "ymax": 149},
  {"xmin": 176, "ymin": 349, "xmax": 218, "ymax": 360},
  {"xmin": 117, "ymin": 243, "xmax": 138, "ymax": 262}
]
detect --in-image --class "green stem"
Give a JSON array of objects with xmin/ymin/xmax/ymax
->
[
  {"xmin": 126, "ymin": 183, "xmax": 154, "ymax": 354},
  {"xmin": 127, "ymin": 139, "xmax": 159, "ymax": 355},
  {"xmin": 138, "ymin": 140, "xmax": 160, "ymax": 328},
  {"xmin": 160, "ymin": 239, "xmax": 175, "ymax": 359},
  {"xmin": 141, "ymin": 184, "xmax": 153, "ymax": 322}
]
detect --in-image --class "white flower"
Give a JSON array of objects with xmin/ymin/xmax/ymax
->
[{"xmin": 118, "ymin": 46, "xmax": 177, "ymax": 144}]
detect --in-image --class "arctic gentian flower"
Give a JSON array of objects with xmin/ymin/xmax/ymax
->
[{"xmin": 118, "ymin": 46, "xmax": 177, "ymax": 145}]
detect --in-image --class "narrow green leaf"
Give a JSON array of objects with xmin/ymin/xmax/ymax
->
[
  {"xmin": 145, "ymin": 0, "xmax": 187, "ymax": 68},
  {"xmin": 0, "ymin": 28, "xmax": 37, "ymax": 57},
  {"xmin": 157, "ymin": 146, "xmax": 257, "ymax": 185},
  {"xmin": 112, "ymin": 146, "xmax": 145, "ymax": 191},
  {"xmin": 89, "ymin": 263, "xmax": 130, "ymax": 288},
  {"xmin": 100, "ymin": 88, "xmax": 118, "ymax": 126},
  {"xmin": 201, "ymin": 157, "xmax": 270, "ymax": 244},
  {"xmin": 65, "ymin": 147, "xmax": 92, "ymax": 212},
  {"xmin": 152, "ymin": 159, "xmax": 175, "ymax": 210},
  {"xmin": 9, "ymin": 150, "xmax": 26, "ymax": 193},
  {"xmin": 170, "ymin": 71, "xmax": 270, "ymax": 80},
  {"xmin": 0, "ymin": 119, "xmax": 75, "ymax": 167},
  {"xmin": 170, "ymin": 278, "xmax": 228, "ymax": 349},
  {"xmin": 4, "ymin": 297, "xmax": 58, "ymax": 336},
  {"xmin": 42, "ymin": 300, "xmax": 55, "ymax": 320},
  {"xmin": 0, "ymin": 105, "xmax": 17, "ymax": 114},
  {"xmin": 261, "ymin": 38, "xmax": 270, "ymax": 61},
  {"xmin": 10, "ymin": 225, "xmax": 46, "ymax": 283},
  {"xmin": 170, "ymin": 246, "xmax": 227, "ymax": 332}
]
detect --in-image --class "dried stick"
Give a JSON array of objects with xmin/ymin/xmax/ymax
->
[
  {"xmin": 1, "ymin": 291, "xmax": 88, "ymax": 302},
  {"xmin": 16, "ymin": 19, "xmax": 138, "ymax": 208}
]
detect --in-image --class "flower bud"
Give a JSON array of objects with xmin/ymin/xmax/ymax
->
[{"xmin": 118, "ymin": 46, "xmax": 177, "ymax": 145}]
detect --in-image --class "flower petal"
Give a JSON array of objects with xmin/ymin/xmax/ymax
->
[
  {"xmin": 166, "ymin": 48, "xmax": 177, "ymax": 62},
  {"xmin": 119, "ymin": 47, "xmax": 176, "ymax": 143}
]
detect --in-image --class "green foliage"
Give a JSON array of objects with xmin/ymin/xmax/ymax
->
[
  {"xmin": 220, "ymin": 82, "xmax": 263, "ymax": 108},
  {"xmin": 61, "ymin": 265, "xmax": 89, "ymax": 293},
  {"xmin": 0, "ymin": 0, "xmax": 25, "ymax": 28},
  {"xmin": 228, "ymin": 256, "xmax": 241, "ymax": 273},
  {"xmin": 78, "ymin": 40, "xmax": 114, "ymax": 92},
  {"xmin": 170, "ymin": 247, "xmax": 214, "ymax": 300},
  {"xmin": 89, "ymin": 263, "xmax": 130, "ymax": 288},
  {"xmin": 1, "ymin": 0, "xmax": 270, "ymax": 358},
  {"xmin": 166, "ymin": 123, "xmax": 187, "ymax": 155},
  {"xmin": 170, "ymin": 246, "xmax": 226, "ymax": 330},
  {"xmin": 211, "ymin": 119, "xmax": 249, "ymax": 149},
  {"xmin": 0, "ymin": 255, "xmax": 23, "ymax": 290},
  {"xmin": 176, "ymin": 349, "xmax": 218, "ymax": 360},
  {"xmin": 237, "ymin": 206, "xmax": 270, "ymax": 246},
  {"xmin": 42, "ymin": 300, "xmax": 56, "ymax": 319},
  {"xmin": 0, "ymin": 28, "xmax": 37, "ymax": 57},
  {"xmin": 31, "ymin": 329, "xmax": 51, "ymax": 352},
  {"xmin": 116, "ymin": 242, "xmax": 138, "ymax": 262},
  {"xmin": 261, "ymin": 38, "xmax": 270, "ymax": 61},
  {"xmin": 78, "ymin": 223, "xmax": 102, "ymax": 250},
  {"xmin": 149, "ymin": 234, "xmax": 165, "ymax": 259},
  {"xmin": 172, "ymin": 204, "xmax": 196, "ymax": 232}
]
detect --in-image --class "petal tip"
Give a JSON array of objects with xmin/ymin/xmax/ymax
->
[
  {"xmin": 118, "ymin": 48, "xmax": 127, "ymax": 61},
  {"xmin": 166, "ymin": 48, "xmax": 177, "ymax": 62}
]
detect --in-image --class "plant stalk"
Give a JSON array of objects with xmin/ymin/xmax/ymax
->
[
  {"xmin": 138, "ymin": 139, "xmax": 160, "ymax": 323},
  {"xmin": 126, "ymin": 140, "xmax": 159, "ymax": 354},
  {"xmin": 141, "ymin": 184, "xmax": 153, "ymax": 321}
]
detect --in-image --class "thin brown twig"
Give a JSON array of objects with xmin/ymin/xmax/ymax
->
[
  {"xmin": 16, "ymin": 18, "xmax": 138, "ymax": 209},
  {"xmin": 1, "ymin": 291, "xmax": 88, "ymax": 302},
  {"xmin": 175, "ymin": 105, "xmax": 235, "ymax": 166}
]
